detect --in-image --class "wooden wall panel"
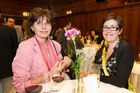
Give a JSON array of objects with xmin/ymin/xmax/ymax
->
[
  {"xmin": 0, "ymin": 0, "xmax": 39, "ymax": 16},
  {"xmin": 54, "ymin": 3, "xmax": 140, "ymax": 60},
  {"xmin": 0, "ymin": 0, "xmax": 139, "ymax": 59}
]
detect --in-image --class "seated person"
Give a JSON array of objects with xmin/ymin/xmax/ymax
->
[
  {"xmin": 95, "ymin": 13, "xmax": 134, "ymax": 88},
  {"xmin": 12, "ymin": 7, "xmax": 71, "ymax": 93},
  {"xmin": 90, "ymin": 28, "xmax": 103, "ymax": 44}
]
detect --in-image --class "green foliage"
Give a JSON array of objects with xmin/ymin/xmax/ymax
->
[
  {"xmin": 67, "ymin": 43, "xmax": 73, "ymax": 58},
  {"xmin": 70, "ymin": 50, "xmax": 85, "ymax": 80}
]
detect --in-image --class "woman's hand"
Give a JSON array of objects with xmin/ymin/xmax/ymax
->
[
  {"xmin": 60, "ymin": 56, "xmax": 71, "ymax": 69},
  {"xmin": 30, "ymin": 72, "xmax": 50, "ymax": 85},
  {"xmin": 50, "ymin": 62, "xmax": 63, "ymax": 76},
  {"xmin": 63, "ymin": 56, "xmax": 71, "ymax": 68},
  {"xmin": 81, "ymin": 70, "xmax": 88, "ymax": 78}
]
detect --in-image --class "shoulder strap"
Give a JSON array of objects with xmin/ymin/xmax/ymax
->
[{"xmin": 50, "ymin": 40, "xmax": 58, "ymax": 56}]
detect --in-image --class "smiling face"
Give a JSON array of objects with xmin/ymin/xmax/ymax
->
[
  {"xmin": 103, "ymin": 19, "xmax": 122, "ymax": 43},
  {"xmin": 32, "ymin": 16, "xmax": 52, "ymax": 39}
]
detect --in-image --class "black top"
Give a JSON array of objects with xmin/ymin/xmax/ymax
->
[
  {"xmin": 99, "ymin": 40, "xmax": 120, "ymax": 76},
  {"xmin": 57, "ymin": 28, "xmax": 84, "ymax": 57},
  {"xmin": 0, "ymin": 24, "xmax": 18, "ymax": 79},
  {"xmin": 95, "ymin": 39, "xmax": 134, "ymax": 88},
  {"xmin": 57, "ymin": 29, "xmax": 67, "ymax": 57}
]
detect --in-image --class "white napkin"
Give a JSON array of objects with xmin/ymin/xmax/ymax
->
[{"xmin": 83, "ymin": 76, "xmax": 99, "ymax": 93}]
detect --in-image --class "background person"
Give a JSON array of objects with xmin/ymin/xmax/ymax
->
[
  {"xmin": 90, "ymin": 28, "xmax": 103, "ymax": 44},
  {"xmin": 57, "ymin": 25, "xmax": 84, "ymax": 79},
  {"xmin": 5, "ymin": 17, "xmax": 24, "ymax": 43},
  {"xmin": 0, "ymin": 17, "xmax": 18, "ymax": 93},
  {"xmin": 57, "ymin": 22, "xmax": 72, "ymax": 57},
  {"xmin": 95, "ymin": 13, "xmax": 134, "ymax": 88},
  {"xmin": 12, "ymin": 7, "xmax": 71, "ymax": 93}
]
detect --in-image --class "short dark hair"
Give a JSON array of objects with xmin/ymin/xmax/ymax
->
[
  {"xmin": 5, "ymin": 17, "xmax": 15, "ymax": 22},
  {"xmin": 64, "ymin": 22, "xmax": 71, "ymax": 27},
  {"xmin": 102, "ymin": 13, "xmax": 123, "ymax": 30},
  {"xmin": 91, "ymin": 28, "xmax": 99, "ymax": 35},
  {"xmin": 28, "ymin": 7, "xmax": 53, "ymax": 36}
]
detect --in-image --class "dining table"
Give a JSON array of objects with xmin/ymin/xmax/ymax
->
[{"xmin": 40, "ymin": 79, "xmax": 133, "ymax": 93}]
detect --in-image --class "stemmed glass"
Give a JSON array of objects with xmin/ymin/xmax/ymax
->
[
  {"xmin": 51, "ymin": 74, "xmax": 64, "ymax": 92},
  {"xmin": 25, "ymin": 85, "xmax": 42, "ymax": 93}
]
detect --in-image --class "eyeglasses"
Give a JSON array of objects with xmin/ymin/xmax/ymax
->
[{"xmin": 103, "ymin": 26, "xmax": 119, "ymax": 31}]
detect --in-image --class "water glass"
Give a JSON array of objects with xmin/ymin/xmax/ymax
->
[{"xmin": 91, "ymin": 63, "xmax": 100, "ymax": 86}]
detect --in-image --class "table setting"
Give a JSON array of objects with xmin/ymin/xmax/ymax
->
[
  {"xmin": 25, "ymin": 28, "xmax": 135, "ymax": 93},
  {"xmin": 39, "ymin": 62, "xmax": 133, "ymax": 93},
  {"xmin": 40, "ymin": 78, "xmax": 133, "ymax": 93}
]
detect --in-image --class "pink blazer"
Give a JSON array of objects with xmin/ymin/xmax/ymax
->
[{"xmin": 12, "ymin": 37, "xmax": 63, "ymax": 93}]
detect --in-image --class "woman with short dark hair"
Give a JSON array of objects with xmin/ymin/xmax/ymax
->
[{"xmin": 95, "ymin": 13, "xmax": 134, "ymax": 88}]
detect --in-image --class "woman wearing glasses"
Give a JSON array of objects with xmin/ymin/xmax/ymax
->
[{"xmin": 95, "ymin": 13, "xmax": 134, "ymax": 88}]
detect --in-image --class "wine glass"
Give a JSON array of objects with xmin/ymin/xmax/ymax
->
[
  {"xmin": 51, "ymin": 74, "xmax": 64, "ymax": 92},
  {"xmin": 25, "ymin": 85, "xmax": 42, "ymax": 93}
]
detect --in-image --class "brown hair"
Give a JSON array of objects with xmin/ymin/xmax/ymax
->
[
  {"xmin": 28, "ymin": 7, "xmax": 53, "ymax": 36},
  {"xmin": 101, "ymin": 13, "xmax": 123, "ymax": 30}
]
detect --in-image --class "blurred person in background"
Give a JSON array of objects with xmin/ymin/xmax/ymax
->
[
  {"xmin": 78, "ymin": 29, "xmax": 85, "ymax": 45},
  {"xmin": 0, "ymin": 16, "xmax": 18, "ymax": 93},
  {"xmin": 57, "ymin": 23, "xmax": 84, "ymax": 79},
  {"xmin": 53, "ymin": 28, "xmax": 62, "ymax": 40},
  {"xmin": 22, "ymin": 19, "xmax": 29, "ymax": 40},
  {"xmin": 5, "ymin": 17, "xmax": 24, "ymax": 43},
  {"xmin": 57, "ymin": 22, "xmax": 72, "ymax": 57},
  {"xmin": 86, "ymin": 34, "xmax": 92, "ymax": 45},
  {"xmin": 90, "ymin": 28, "xmax": 103, "ymax": 44}
]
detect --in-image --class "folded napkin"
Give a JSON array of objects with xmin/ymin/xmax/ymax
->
[{"xmin": 83, "ymin": 76, "xmax": 99, "ymax": 93}]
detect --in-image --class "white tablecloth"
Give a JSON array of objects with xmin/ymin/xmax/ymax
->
[{"xmin": 41, "ymin": 80, "xmax": 133, "ymax": 93}]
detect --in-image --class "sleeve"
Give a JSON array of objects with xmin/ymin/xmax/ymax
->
[
  {"xmin": 100, "ymin": 44, "xmax": 134, "ymax": 87},
  {"xmin": 12, "ymin": 42, "xmax": 33, "ymax": 92}
]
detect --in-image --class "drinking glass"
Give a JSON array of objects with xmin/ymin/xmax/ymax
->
[
  {"xmin": 51, "ymin": 74, "xmax": 64, "ymax": 92},
  {"xmin": 91, "ymin": 63, "xmax": 100, "ymax": 86}
]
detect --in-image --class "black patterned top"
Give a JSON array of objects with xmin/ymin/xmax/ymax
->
[
  {"xmin": 95, "ymin": 39, "xmax": 134, "ymax": 88},
  {"xmin": 98, "ymin": 40, "xmax": 120, "ymax": 76}
]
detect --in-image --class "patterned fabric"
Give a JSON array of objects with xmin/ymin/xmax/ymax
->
[{"xmin": 98, "ymin": 40, "xmax": 120, "ymax": 76}]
